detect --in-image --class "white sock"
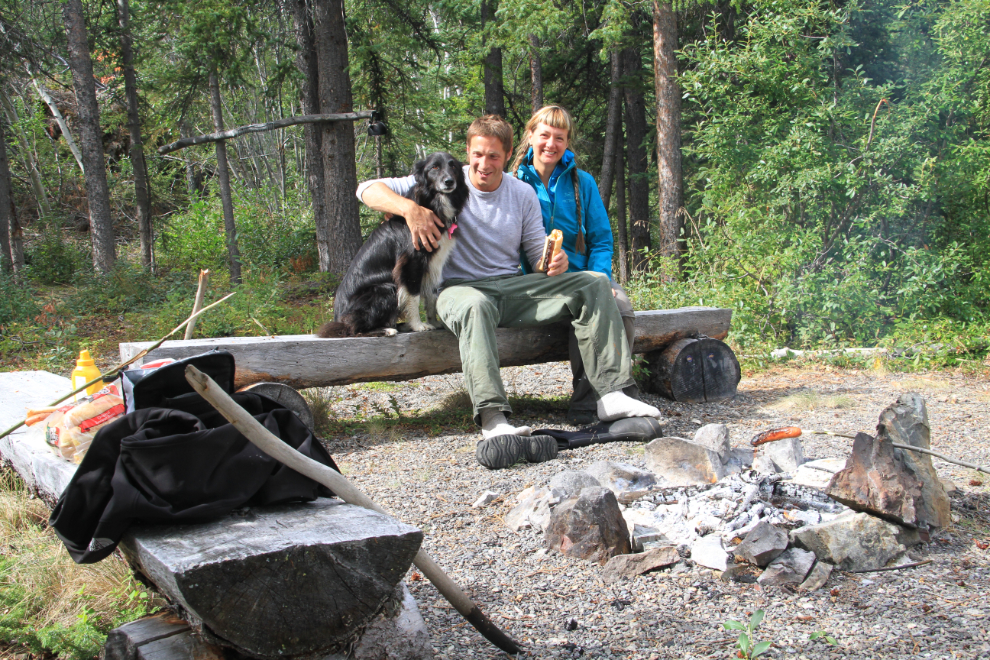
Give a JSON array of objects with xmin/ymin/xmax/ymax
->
[
  {"xmin": 597, "ymin": 391, "xmax": 662, "ymax": 422},
  {"xmin": 480, "ymin": 409, "xmax": 532, "ymax": 440}
]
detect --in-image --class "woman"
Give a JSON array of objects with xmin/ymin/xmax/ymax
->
[{"xmin": 511, "ymin": 105, "xmax": 638, "ymax": 424}]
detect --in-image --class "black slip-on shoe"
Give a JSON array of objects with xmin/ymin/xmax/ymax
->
[
  {"xmin": 523, "ymin": 435, "xmax": 559, "ymax": 464},
  {"xmin": 476, "ymin": 435, "xmax": 526, "ymax": 470},
  {"xmin": 606, "ymin": 416, "xmax": 664, "ymax": 442}
]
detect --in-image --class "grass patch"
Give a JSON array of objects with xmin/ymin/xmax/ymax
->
[
  {"xmin": 770, "ymin": 390, "xmax": 856, "ymax": 411},
  {"xmin": 0, "ymin": 470, "xmax": 164, "ymax": 659}
]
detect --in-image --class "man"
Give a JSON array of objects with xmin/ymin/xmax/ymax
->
[{"xmin": 357, "ymin": 115, "xmax": 661, "ymax": 469}]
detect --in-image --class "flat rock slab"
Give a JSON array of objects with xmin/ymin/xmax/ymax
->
[
  {"xmin": 734, "ymin": 521, "xmax": 788, "ymax": 567},
  {"xmin": 790, "ymin": 512, "xmax": 906, "ymax": 572},
  {"xmin": 800, "ymin": 561, "xmax": 834, "ymax": 591},
  {"xmin": 119, "ymin": 308, "xmax": 731, "ymax": 389},
  {"xmin": 753, "ymin": 437, "xmax": 805, "ymax": 474},
  {"xmin": 120, "ymin": 498, "xmax": 424, "ymax": 659},
  {"xmin": 0, "ymin": 371, "xmax": 75, "ymax": 504},
  {"xmin": 690, "ymin": 535, "xmax": 728, "ymax": 571},
  {"xmin": 644, "ymin": 437, "xmax": 724, "ymax": 486},
  {"xmin": 602, "ymin": 546, "xmax": 680, "ymax": 583},
  {"xmin": 758, "ymin": 548, "xmax": 816, "ymax": 587}
]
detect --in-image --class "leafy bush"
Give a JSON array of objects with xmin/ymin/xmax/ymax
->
[
  {"xmin": 25, "ymin": 232, "xmax": 90, "ymax": 285},
  {"xmin": 0, "ymin": 271, "xmax": 39, "ymax": 325}
]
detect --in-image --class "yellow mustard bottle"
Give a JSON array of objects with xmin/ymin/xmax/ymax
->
[{"xmin": 71, "ymin": 350, "xmax": 103, "ymax": 400}]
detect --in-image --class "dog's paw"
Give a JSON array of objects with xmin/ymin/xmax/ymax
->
[
  {"xmin": 408, "ymin": 320, "xmax": 438, "ymax": 332},
  {"xmin": 384, "ymin": 328, "xmax": 399, "ymax": 336}
]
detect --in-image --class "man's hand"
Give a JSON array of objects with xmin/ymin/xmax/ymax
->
[
  {"xmin": 546, "ymin": 249, "xmax": 569, "ymax": 277},
  {"xmin": 361, "ymin": 182, "xmax": 444, "ymax": 252},
  {"xmin": 405, "ymin": 205, "xmax": 445, "ymax": 252}
]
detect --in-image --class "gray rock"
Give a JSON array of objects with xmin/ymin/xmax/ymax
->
[
  {"xmin": 790, "ymin": 512, "xmax": 907, "ymax": 572},
  {"xmin": 692, "ymin": 424, "xmax": 731, "ymax": 461},
  {"xmin": 471, "ymin": 491, "xmax": 499, "ymax": 508},
  {"xmin": 753, "ymin": 437, "xmax": 805, "ymax": 474},
  {"xmin": 119, "ymin": 499, "xmax": 423, "ymax": 659},
  {"xmin": 339, "ymin": 584, "xmax": 434, "ymax": 660},
  {"xmin": 788, "ymin": 458, "xmax": 845, "ymax": 489},
  {"xmin": 631, "ymin": 524, "xmax": 666, "ymax": 552},
  {"xmin": 602, "ymin": 546, "xmax": 680, "ymax": 583},
  {"xmin": 799, "ymin": 561, "xmax": 834, "ymax": 591},
  {"xmin": 758, "ymin": 548, "xmax": 816, "ymax": 587},
  {"xmin": 548, "ymin": 470, "xmax": 601, "ymax": 498},
  {"xmin": 644, "ymin": 437, "xmax": 725, "ymax": 486},
  {"xmin": 734, "ymin": 521, "xmax": 789, "ymax": 567},
  {"xmin": 690, "ymin": 535, "xmax": 728, "ymax": 571},
  {"xmin": 827, "ymin": 394, "xmax": 950, "ymax": 530},
  {"xmin": 585, "ymin": 461, "xmax": 656, "ymax": 503},
  {"xmin": 505, "ymin": 486, "xmax": 560, "ymax": 533},
  {"xmin": 546, "ymin": 487, "xmax": 631, "ymax": 565}
]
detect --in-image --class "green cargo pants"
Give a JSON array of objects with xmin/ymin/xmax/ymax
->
[{"xmin": 437, "ymin": 271, "xmax": 635, "ymax": 425}]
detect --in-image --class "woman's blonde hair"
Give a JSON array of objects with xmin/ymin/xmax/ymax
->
[
  {"xmin": 510, "ymin": 105, "xmax": 578, "ymax": 173},
  {"xmin": 511, "ymin": 105, "xmax": 586, "ymax": 255}
]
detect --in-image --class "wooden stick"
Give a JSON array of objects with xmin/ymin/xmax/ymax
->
[
  {"xmin": 184, "ymin": 270, "xmax": 210, "ymax": 340},
  {"xmin": 779, "ymin": 429, "xmax": 988, "ymax": 475},
  {"xmin": 183, "ymin": 365, "xmax": 522, "ymax": 655},
  {"xmin": 0, "ymin": 292, "xmax": 236, "ymax": 442},
  {"xmin": 158, "ymin": 112, "xmax": 374, "ymax": 154},
  {"xmin": 852, "ymin": 559, "xmax": 932, "ymax": 574}
]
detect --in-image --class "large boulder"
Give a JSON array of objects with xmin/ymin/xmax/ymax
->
[
  {"xmin": 734, "ymin": 521, "xmax": 789, "ymax": 567},
  {"xmin": 826, "ymin": 394, "xmax": 950, "ymax": 530},
  {"xmin": 546, "ymin": 487, "xmax": 631, "ymax": 564},
  {"xmin": 790, "ymin": 512, "xmax": 907, "ymax": 572},
  {"xmin": 645, "ymin": 437, "xmax": 724, "ymax": 486}
]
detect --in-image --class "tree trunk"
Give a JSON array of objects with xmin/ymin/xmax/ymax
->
[
  {"xmin": 0, "ymin": 116, "xmax": 13, "ymax": 273},
  {"xmin": 208, "ymin": 72, "xmax": 242, "ymax": 285},
  {"xmin": 481, "ymin": 0, "xmax": 505, "ymax": 117},
  {"xmin": 291, "ymin": 0, "xmax": 331, "ymax": 272},
  {"xmin": 0, "ymin": 91, "xmax": 52, "ymax": 219},
  {"xmin": 615, "ymin": 124, "xmax": 630, "ymax": 284},
  {"xmin": 30, "ymin": 76, "xmax": 85, "ymax": 173},
  {"xmin": 117, "ymin": 0, "xmax": 153, "ymax": 270},
  {"xmin": 529, "ymin": 34, "xmax": 543, "ymax": 113},
  {"xmin": 622, "ymin": 47, "xmax": 650, "ymax": 272},
  {"xmin": 63, "ymin": 0, "xmax": 116, "ymax": 273},
  {"xmin": 653, "ymin": 0, "xmax": 683, "ymax": 265},
  {"xmin": 179, "ymin": 121, "xmax": 200, "ymax": 197},
  {"xmin": 312, "ymin": 0, "xmax": 362, "ymax": 276},
  {"xmin": 598, "ymin": 50, "xmax": 623, "ymax": 210}
]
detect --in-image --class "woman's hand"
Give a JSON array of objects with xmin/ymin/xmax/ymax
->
[{"xmin": 547, "ymin": 250, "xmax": 569, "ymax": 277}]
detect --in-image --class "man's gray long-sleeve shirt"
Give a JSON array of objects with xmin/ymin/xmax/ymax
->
[{"xmin": 356, "ymin": 166, "xmax": 548, "ymax": 284}]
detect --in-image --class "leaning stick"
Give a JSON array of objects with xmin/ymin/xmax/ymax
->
[
  {"xmin": 184, "ymin": 270, "xmax": 210, "ymax": 340},
  {"xmin": 0, "ymin": 292, "xmax": 236, "ymax": 442},
  {"xmin": 183, "ymin": 365, "xmax": 522, "ymax": 655},
  {"xmin": 800, "ymin": 429, "xmax": 990, "ymax": 475}
]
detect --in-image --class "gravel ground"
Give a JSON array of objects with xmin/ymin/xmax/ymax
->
[{"xmin": 318, "ymin": 364, "xmax": 990, "ymax": 660}]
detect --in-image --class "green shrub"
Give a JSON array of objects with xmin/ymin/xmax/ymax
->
[
  {"xmin": 0, "ymin": 271, "xmax": 39, "ymax": 325},
  {"xmin": 25, "ymin": 232, "xmax": 89, "ymax": 285}
]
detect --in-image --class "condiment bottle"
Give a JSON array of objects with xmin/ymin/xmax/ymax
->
[{"xmin": 71, "ymin": 350, "xmax": 103, "ymax": 400}]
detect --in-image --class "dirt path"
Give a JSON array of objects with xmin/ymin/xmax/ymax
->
[{"xmin": 322, "ymin": 364, "xmax": 990, "ymax": 659}]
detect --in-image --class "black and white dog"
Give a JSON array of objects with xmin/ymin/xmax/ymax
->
[{"xmin": 317, "ymin": 152, "xmax": 468, "ymax": 338}]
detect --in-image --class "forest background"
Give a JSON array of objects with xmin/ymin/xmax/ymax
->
[
  {"xmin": 1, "ymin": 0, "xmax": 988, "ymax": 373},
  {"xmin": 0, "ymin": 0, "xmax": 988, "ymax": 656}
]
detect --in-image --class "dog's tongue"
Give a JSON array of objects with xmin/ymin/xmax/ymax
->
[{"xmin": 448, "ymin": 223, "xmax": 457, "ymax": 238}]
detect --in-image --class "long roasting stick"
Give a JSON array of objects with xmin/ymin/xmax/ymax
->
[
  {"xmin": 0, "ymin": 292, "xmax": 236, "ymax": 442},
  {"xmin": 183, "ymin": 365, "xmax": 522, "ymax": 655}
]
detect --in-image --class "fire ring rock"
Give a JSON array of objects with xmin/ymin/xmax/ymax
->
[
  {"xmin": 546, "ymin": 487, "xmax": 631, "ymax": 564},
  {"xmin": 826, "ymin": 393, "xmax": 950, "ymax": 530}
]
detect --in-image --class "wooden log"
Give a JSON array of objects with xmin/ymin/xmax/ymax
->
[
  {"xmin": 119, "ymin": 498, "xmax": 423, "ymax": 659},
  {"xmin": 119, "ymin": 306, "xmax": 731, "ymax": 390},
  {"xmin": 103, "ymin": 613, "xmax": 227, "ymax": 660},
  {"xmin": 644, "ymin": 337, "xmax": 741, "ymax": 403}
]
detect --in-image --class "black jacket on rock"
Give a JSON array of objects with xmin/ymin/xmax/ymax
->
[{"xmin": 50, "ymin": 391, "xmax": 339, "ymax": 564}]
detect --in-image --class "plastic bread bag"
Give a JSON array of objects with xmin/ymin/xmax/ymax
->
[{"xmin": 46, "ymin": 384, "xmax": 125, "ymax": 463}]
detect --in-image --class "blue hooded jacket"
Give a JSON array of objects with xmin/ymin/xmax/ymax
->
[{"xmin": 516, "ymin": 148, "xmax": 614, "ymax": 279}]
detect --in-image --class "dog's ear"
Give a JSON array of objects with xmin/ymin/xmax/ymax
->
[{"xmin": 412, "ymin": 158, "xmax": 427, "ymax": 179}]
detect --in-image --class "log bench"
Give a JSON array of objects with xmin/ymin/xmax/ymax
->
[
  {"xmin": 119, "ymin": 306, "xmax": 732, "ymax": 391},
  {"xmin": 0, "ymin": 373, "xmax": 433, "ymax": 660}
]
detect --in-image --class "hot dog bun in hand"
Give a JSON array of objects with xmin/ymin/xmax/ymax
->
[{"xmin": 537, "ymin": 229, "xmax": 563, "ymax": 273}]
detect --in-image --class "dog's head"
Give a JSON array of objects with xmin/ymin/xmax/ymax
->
[{"xmin": 413, "ymin": 152, "xmax": 464, "ymax": 195}]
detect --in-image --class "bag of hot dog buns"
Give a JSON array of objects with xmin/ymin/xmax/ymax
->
[{"xmin": 45, "ymin": 384, "xmax": 125, "ymax": 463}]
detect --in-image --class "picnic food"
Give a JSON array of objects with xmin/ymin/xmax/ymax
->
[
  {"xmin": 537, "ymin": 229, "xmax": 563, "ymax": 272},
  {"xmin": 45, "ymin": 385, "xmax": 124, "ymax": 463}
]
